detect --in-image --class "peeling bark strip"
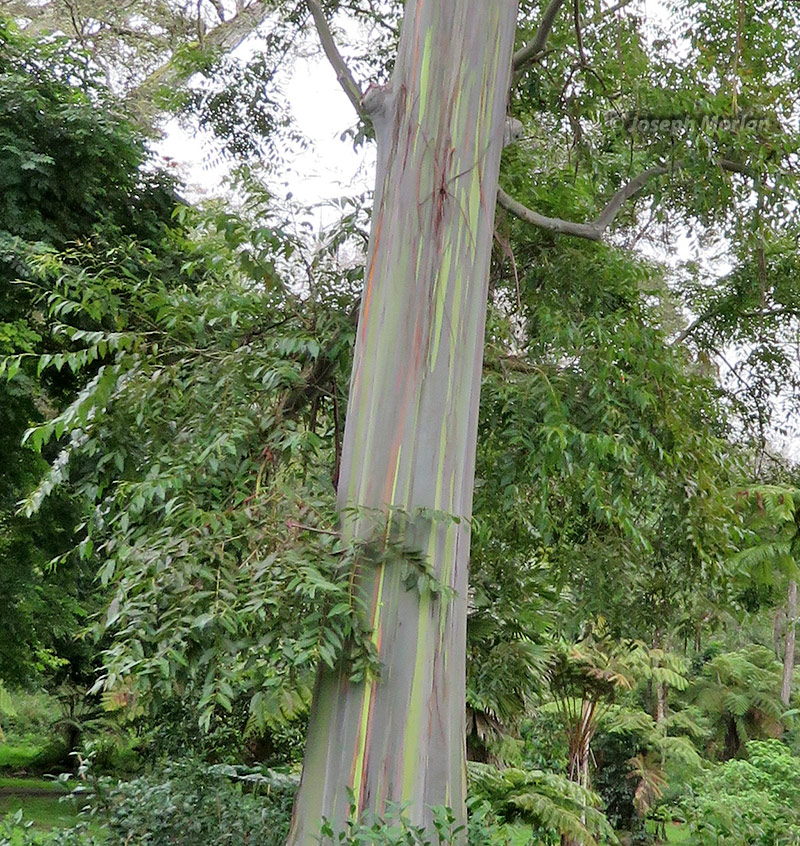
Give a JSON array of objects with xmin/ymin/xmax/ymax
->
[{"xmin": 287, "ymin": 2, "xmax": 519, "ymax": 843}]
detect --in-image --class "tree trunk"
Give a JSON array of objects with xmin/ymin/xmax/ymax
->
[
  {"xmin": 655, "ymin": 682, "xmax": 668, "ymax": 724},
  {"xmin": 562, "ymin": 702, "xmax": 595, "ymax": 846},
  {"xmin": 774, "ymin": 605, "xmax": 785, "ymax": 660},
  {"xmin": 652, "ymin": 631, "xmax": 668, "ymax": 724},
  {"xmin": 287, "ymin": 2, "xmax": 518, "ymax": 843},
  {"xmin": 781, "ymin": 580, "xmax": 797, "ymax": 706}
]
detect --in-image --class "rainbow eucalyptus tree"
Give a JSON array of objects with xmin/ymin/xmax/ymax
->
[{"xmin": 287, "ymin": 0, "xmax": 522, "ymax": 841}]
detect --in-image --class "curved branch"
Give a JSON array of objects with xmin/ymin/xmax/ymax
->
[
  {"xmin": 498, "ymin": 188, "xmax": 604, "ymax": 240},
  {"xmin": 672, "ymin": 307, "xmax": 800, "ymax": 346},
  {"xmin": 511, "ymin": 0, "xmax": 634, "ymax": 84},
  {"xmin": 594, "ymin": 166, "xmax": 668, "ymax": 230},
  {"xmin": 512, "ymin": 0, "xmax": 568, "ymax": 78},
  {"xmin": 597, "ymin": 0, "xmax": 636, "ymax": 18},
  {"xmin": 307, "ymin": 0, "xmax": 366, "ymax": 120},
  {"xmin": 497, "ymin": 165, "xmax": 668, "ymax": 242}
]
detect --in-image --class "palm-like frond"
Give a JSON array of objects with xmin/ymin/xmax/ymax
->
[
  {"xmin": 467, "ymin": 762, "xmax": 618, "ymax": 846},
  {"xmin": 689, "ymin": 646, "xmax": 786, "ymax": 756},
  {"xmin": 626, "ymin": 753, "xmax": 668, "ymax": 816}
]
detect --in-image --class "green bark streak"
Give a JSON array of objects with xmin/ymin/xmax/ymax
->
[{"xmin": 287, "ymin": 2, "xmax": 519, "ymax": 843}]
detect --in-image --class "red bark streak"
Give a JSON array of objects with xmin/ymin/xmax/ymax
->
[{"xmin": 361, "ymin": 213, "xmax": 384, "ymax": 341}]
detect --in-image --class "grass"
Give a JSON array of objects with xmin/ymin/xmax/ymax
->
[
  {"xmin": 647, "ymin": 820, "xmax": 692, "ymax": 844},
  {"xmin": 0, "ymin": 795, "xmax": 83, "ymax": 830},
  {"xmin": 0, "ymin": 777, "xmax": 73, "ymax": 792},
  {"xmin": 0, "ymin": 744, "xmax": 44, "ymax": 769},
  {"xmin": 0, "ymin": 776, "xmax": 86, "ymax": 830}
]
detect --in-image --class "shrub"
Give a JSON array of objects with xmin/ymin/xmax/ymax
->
[
  {"xmin": 468, "ymin": 762, "xmax": 617, "ymax": 846},
  {"xmin": 1, "ymin": 761, "xmax": 523, "ymax": 846},
  {"xmin": 92, "ymin": 760, "xmax": 297, "ymax": 846},
  {"xmin": 674, "ymin": 740, "xmax": 800, "ymax": 845}
]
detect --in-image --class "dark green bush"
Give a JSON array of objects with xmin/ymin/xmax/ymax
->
[
  {"xmin": 95, "ymin": 760, "xmax": 298, "ymax": 846},
  {"xmin": 1, "ymin": 761, "xmax": 521, "ymax": 846}
]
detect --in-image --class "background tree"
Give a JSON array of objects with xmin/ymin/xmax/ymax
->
[{"xmin": 0, "ymin": 17, "xmax": 177, "ymax": 690}]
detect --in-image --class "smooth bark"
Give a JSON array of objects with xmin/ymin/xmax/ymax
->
[{"xmin": 287, "ymin": 1, "xmax": 518, "ymax": 843}]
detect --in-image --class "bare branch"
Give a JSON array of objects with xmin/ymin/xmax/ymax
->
[
  {"xmin": 597, "ymin": 0, "xmax": 636, "ymax": 19},
  {"xmin": 593, "ymin": 166, "xmax": 668, "ymax": 230},
  {"xmin": 206, "ymin": 0, "xmax": 227, "ymax": 23},
  {"xmin": 513, "ymin": 0, "xmax": 568, "ymax": 76},
  {"xmin": 573, "ymin": 0, "xmax": 587, "ymax": 67},
  {"xmin": 671, "ymin": 314, "xmax": 708, "ymax": 347},
  {"xmin": 672, "ymin": 307, "xmax": 800, "ymax": 346},
  {"xmin": 497, "ymin": 165, "xmax": 668, "ymax": 242},
  {"xmin": 307, "ymin": 0, "xmax": 366, "ymax": 120},
  {"xmin": 497, "ymin": 188, "xmax": 605, "ymax": 240},
  {"xmin": 497, "ymin": 153, "xmax": 778, "ymax": 245},
  {"xmin": 512, "ymin": 0, "xmax": 636, "ymax": 86}
]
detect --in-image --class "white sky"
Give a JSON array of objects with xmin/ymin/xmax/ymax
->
[{"xmin": 155, "ymin": 16, "xmax": 373, "ymax": 220}]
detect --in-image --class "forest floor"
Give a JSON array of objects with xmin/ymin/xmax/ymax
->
[{"xmin": 0, "ymin": 777, "xmax": 83, "ymax": 829}]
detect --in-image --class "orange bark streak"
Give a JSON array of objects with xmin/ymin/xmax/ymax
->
[{"xmin": 361, "ymin": 213, "xmax": 384, "ymax": 341}]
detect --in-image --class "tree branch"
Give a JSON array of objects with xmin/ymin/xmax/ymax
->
[
  {"xmin": 125, "ymin": 0, "xmax": 273, "ymax": 123},
  {"xmin": 497, "ymin": 165, "xmax": 668, "ymax": 242},
  {"xmin": 597, "ymin": 0, "xmax": 636, "ymax": 19},
  {"xmin": 594, "ymin": 166, "xmax": 668, "ymax": 230},
  {"xmin": 513, "ymin": 0, "xmax": 568, "ymax": 77},
  {"xmin": 496, "ymin": 153, "xmax": 775, "ymax": 243},
  {"xmin": 306, "ymin": 0, "xmax": 366, "ymax": 120},
  {"xmin": 672, "ymin": 307, "xmax": 800, "ymax": 346}
]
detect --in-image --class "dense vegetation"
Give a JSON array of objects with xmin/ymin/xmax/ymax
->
[{"xmin": 2, "ymin": 2, "xmax": 800, "ymax": 845}]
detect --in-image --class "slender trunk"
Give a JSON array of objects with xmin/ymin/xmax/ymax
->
[
  {"xmin": 563, "ymin": 702, "xmax": 595, "ymax": 846},
  {"xmin": 774, "ymin": 605, "xmax": 785, "ymax": 661},
  {"xmin": 652, "ymin": 630, "xmax": 668, "ymax": 724},
  {"xmin": 287, "ymin": 3, "xmax": 518, "ymax": 843},
  {"xmin": 781, "ymin": 580, "xmax": 797, "ymax": 706},
  {"xmin": 655, "ymin": 682, "xmax": 668, "ymax": 724}
]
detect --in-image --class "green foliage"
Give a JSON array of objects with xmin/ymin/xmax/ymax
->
[
  {"xmin": 320, "ymin": 803, "xmax": 464, "ymax": 846},
  {"xmin": 728, "ymin": 485, "xmax": 800, "ymax": 614},
  {"xmin": 0, "ymin": 683, "xmax": 14, "ymax": 741},
  {"xmin": 688, "ymin": 645, "xmax": 787, "ymax": 758},
  {"xmin": 0, "ymin": 12, "xmax": 179, "ymax": 689},
  {"xmin": 0, "ymin": 685, "xmax": 14, "ymax": 719},
  {"xmin": 674, "ymin": 740, "xmax": 800, "ymax": 846},
  {"xmin": 96, "ymin": 760, "xmax": 297, "ymax": 846},
  {"xmin": 0, "ymin": 27, "xmax": 173, "ymax": 248},
  {"xmin": 0, "ymin": 810, "xmax": 95, "ymax": 846},
  {"xmin": 6, "ymin": 5, "xmax": 800, "ymax": 843},
  {"xmin": 0, "ymin": 769, "xmax": 516, "ymax": 846},
  {"xmin": 0, "ymin": 759, "xmax": 297, "ymax": 846},
  {"xmin": 317, "ymin": 799, "xmax": 526, "ymax": 846},
  {"xmin": 11, "ymin": 202, "xmax": 374, "ymax": 728},
  {"xmin": 477, "ymin": 240, "xmax": 742, "ymax": 643},
  {"xmin": 468, "ymin": 762, "xmax": 617, "ymax": 846}
]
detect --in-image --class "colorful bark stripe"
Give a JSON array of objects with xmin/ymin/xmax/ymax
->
[{"xmin": 288, "ymin": 2, "xmax": 519, "ymax": 843}]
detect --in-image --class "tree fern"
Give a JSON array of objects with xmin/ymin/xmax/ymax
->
[
  {"xmin": 467, "ymin": 762, "xmax": 617, "ymax": 846},
  {"xmin": 689, "ymin": 646, "xmax": 786, "ymax": 758}
]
